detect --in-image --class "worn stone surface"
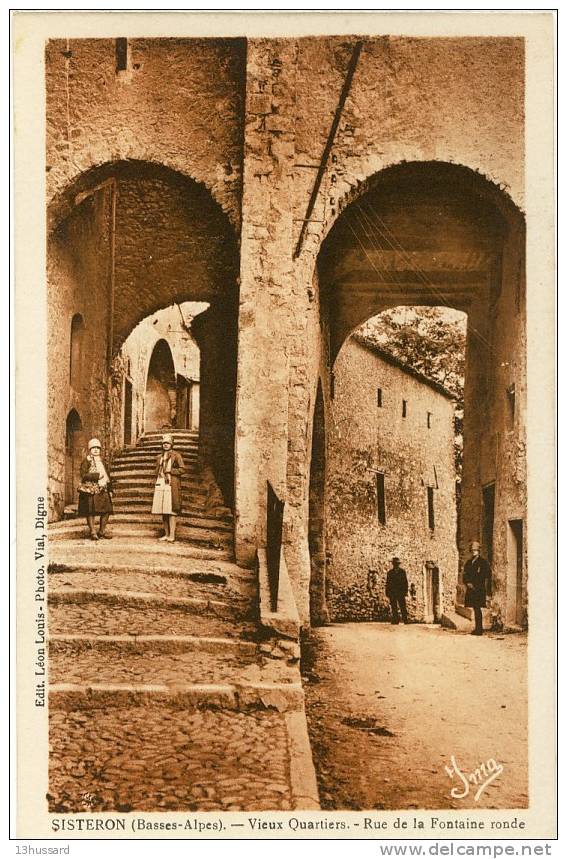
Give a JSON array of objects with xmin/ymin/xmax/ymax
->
[
  {"xmin": 49, "ymin": 602, "xmax": 254, "ymax": 639},
  {"xmin": 303, "ymin": 623, "xmax": 528, "ymax": 810},
  {"xmin": 49, "ymin": 567, "xmax": 253, "ymax": 605},
  {"xmin": 46, "ymin": 38, "xmax": 246, "ymax": 226},
  {"xmin": 47, "ymin": 528, "xmax": 312, "ymax": 811},
  {"xmin": 49, "ymin": 706, "xmax": 292, "ymax": 812},
  {"xmin": 49, "ymin": 647, "xmax": 296, "ymax": 687}
]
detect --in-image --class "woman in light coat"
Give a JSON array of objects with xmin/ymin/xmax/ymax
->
[
  {"xmin": 78, "ymin": 437, "xmax": 113, "ymax": 540},
  {"xmin": 151, "ymin": 433, "xmax": 186, "ymax": 542}
]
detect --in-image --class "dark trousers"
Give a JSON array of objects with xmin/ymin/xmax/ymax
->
[
  {"xmin": 473, "ymin": 606, "xmax": 483, "ymax": 633},
  {"xmin": 389, "ymin": 595, "xmax": 408, "ymax": 624}
]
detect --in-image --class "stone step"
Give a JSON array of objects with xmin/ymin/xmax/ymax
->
[
  {"xmin": 49, "ymin": 522, "xmax": 233, "ymax": 548},
  {"xmin": 111, "ymin": 488, "xmax": 208, "ymax": 501},
  {"xmin": 107, "ymin": 497, "xmax": 230, "ymax": 516},
  {"xmin": 455, "ymin": 604, "xmax": 491, "ymax": 630},
  {"xmin": 111, "ymin": 459, "xmax": 199, "ymax": 471},
  {"xmin": 140, "ymin": 431, "xmax": 199, "ymax": 439},
  {"xmin": 47, "ymin": 534, "xmax": 237, "ymax": 564},
  {"xmin": 440, "ymin": 611, "xmax": 472, "ymax": 633},
  {"xmin": 48, "ymin": 567, "xmax": 254, "ymax": 605},
  {"xmin": 48, "ymin": 641, "xmax": 296, "ymax": 688},
  {"xmin": 111, "ymin": 473, "xmax": 202, "ymax": 484},
  {"xmin": 134, "ymin": 444, "xmax": 199, "ymax": 453},
  {"xmin": 50, "ymin": 510, "xmax": 232, "ymax": 528},
  {"xmin": 112, "ymin": 472, "xmax": 206, "ymax": 495},
  {"xmin": 109, "ymin": 504, "xmax": 232, "ymax": 524},
  {"xmin": 113, "ymin": 447, "xmax": 199, "ymax": 458},
  {"xmin": 113, "ymin": 457, "xmax": 199, "ymax": 465},
  {"xmin": 48, "ymin": 703, "xmax": 296, "ymax": 811},
  {"xmin": 57, "ymin": 504, "xmax": 227, "ymax": 524},
  {"xmin": 48, "ymin": 588, "xmax": 249, "ymax": 623},
  {"xmin": 48, "ymin": 600, "xmax": 255, "ymax": 638}
]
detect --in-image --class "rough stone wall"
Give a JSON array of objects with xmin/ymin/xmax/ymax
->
[
  {"xmin": 326, "ymin": 339, "xmax": 458, "ymax": 622},
  {"xmin": 45, "ymin": 37, "xmax": 245, "ymax": 227},
  {"xmin": 47, "ymin": 188, "xmax": 113, "ymax": 520},
  {"xmin": 235, "ymin": 39, "xmax": 298, "ymax": 563},
  {"xmin": 458, "ymin": 218, "xmax": 527, "ymax": 628},
  {"xmin": 111, "ymin": 173, "xmax": 238, "ymax": 350}
]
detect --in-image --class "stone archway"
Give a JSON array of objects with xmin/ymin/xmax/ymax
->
[
  {"xmin": 47, "ymin": 160, "xmax": 240, "ymax": 518},
  {"xmin": 315, "ymin": 160, "xmax": 526, "ymax": 629},
  {"xmin": 144, "ymin": 340, "xmax": 176, "ymax": 432}
]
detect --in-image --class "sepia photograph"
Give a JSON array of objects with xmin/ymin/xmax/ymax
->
[{"xmin": 13, "ymin": 10, "xmax": 556, "ymax": 840}]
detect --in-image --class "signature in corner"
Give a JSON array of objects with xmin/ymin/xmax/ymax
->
[{"xmin": 444, "ymin": 754, "xmax": 504, "ymax": 802}]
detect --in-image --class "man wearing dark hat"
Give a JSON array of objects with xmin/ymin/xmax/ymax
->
[
  {"xmin": 463, "ymin": 541, "xmax": 492, "ymax": 635},
  {"xmin": 385, "ymin": 557, "xmax": 409, "ymax": 625}
]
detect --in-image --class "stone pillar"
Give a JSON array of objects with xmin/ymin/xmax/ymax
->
[{"xmin": 234, "ymin": 40, "xmax": 298, "ymax": 566}]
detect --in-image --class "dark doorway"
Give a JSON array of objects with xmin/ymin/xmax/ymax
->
[
  {"xmin": 508, "ymin": 519, "xmax": 524, "ymax": 626},
  {"xmin": 123, "ymin": 379, "xmax": 133, "ymax": 445},
  {"xmin": 425, "ymin": 562, "xmax": 441, "ymax": 623},
  {"xmin": 65, "ymin": 409, "xmax": 84, "ymax": 506},
  {"xmin": 176, "ymin": 375, "xmax": 191, "ymax": 430},
  {"xmin": 69, "ymin": 313, "xmax": 85, "ymax": 392},
  {"xmin": 308, "ymin": 383, "xmax": 329, "ymax": 625},
  {"xmin": 482, "ymin": 482, "xmax": 496, "ymax": 565},
  {"xmin": 145, "ymin": 339, "xmax": 176, "ymax": 431}
]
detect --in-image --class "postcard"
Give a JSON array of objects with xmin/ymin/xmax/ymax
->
[{"xmin": 13, "ymin": 10, "xmax": 556, "ymax": 841}]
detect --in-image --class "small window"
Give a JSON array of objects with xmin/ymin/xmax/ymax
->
[
  {"xmin": 402, "ymin": 399, "xmax": 407, "ymax": 418},
  {"xmin": 116, "ymin": 37, "xmax": 128, "ymax": 72},
  {"xmin": 506, "ymin": 384, "xmax": 516, "ymax": 419},
  {"xmin": 376, "ymin": 473, "xmax": 386, "ymax": 525},
  {"xmin": 427, "ymin": 486, "xmax": 435, "ymax": 531},
  {"xmin": 330, "ymin": 372, "xmax": 335, "ymax": 401},
  {"xmin": 377, "ymin": 388, "xmax": 382, "ymax": 407},
  {"xmin": 427, "ymin": 411, "xmax": 432, "ymax": 429}
]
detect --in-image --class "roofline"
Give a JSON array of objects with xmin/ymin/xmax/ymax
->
[{"xmin": 352, "ymin": 334, "xmax": 457, "ymax": 401}]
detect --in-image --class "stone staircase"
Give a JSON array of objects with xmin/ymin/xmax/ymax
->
[
  {"xmin": 46, "ymin": 545, "xmax": 316, "ymax": 813},
  {"xmin": 46, "ymin": 431, "xmax": 320, "ymax": 813},
  {"xmin": 51, "ymin": 431, "xmax": 234, "ymax": 559}
]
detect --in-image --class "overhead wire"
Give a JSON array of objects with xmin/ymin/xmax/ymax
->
[{"xmin": 358, "ymin": 197, "xmax": 496, "ymax": 356}]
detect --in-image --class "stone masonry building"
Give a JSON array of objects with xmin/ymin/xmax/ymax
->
[
  {"xmin": 325, "ymin": 334, "xmax": 457, "ymax": 623},
  {"xmin": 46, "ymin": 35, "xmax": 527, "ymax": 631}
]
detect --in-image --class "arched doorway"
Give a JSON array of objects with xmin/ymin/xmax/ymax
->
[
  {"xmin": 145, "ymin": 340, "xmax": 176, "ymax": 431},
  {"xmin": 47, "ymin": 160, "xmax": 240, "ymax": 517},
  {"xmin": 309, "ymin": 382, "xmax": 329, "ymax": 625},
  {"xmin": 316, "ymin": 161, "xmax": 526, "ymax": 628},
  {"xmin": 65, "ymin": 410, "xmax": 84, "ymax": 506},
  {"xmin": 69, "ymin": 313, "xmax": 85, "ymax": 392}
]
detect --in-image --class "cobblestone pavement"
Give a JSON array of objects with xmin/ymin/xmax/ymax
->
[
  {"xmin": 303, "ymin": 623, "xmax": 528, "ymax": 811},
  {"xmin": 47, "ymin": 538, "xmax": 308, "ymax": 813},
  {"xmin": 49, "ymin": 705, "xmax": 292, "ymax": 812},
  {"xmin": 50, "ymin": 648, "xmax": 297, "ymax": 686},
  {"xmin": 49, "ymin": 602, "xmax": 256, "ymax": 638},
  {"xmin": 49, "ymin": 536, "xmax": 234, "ymax": 568},
  {"xmin": 49, "ymin": 568, "xmax": 254, "ymax": 605}
]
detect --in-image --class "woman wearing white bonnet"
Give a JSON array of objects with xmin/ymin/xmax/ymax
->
[
  {"xmin": 77, "ymin": 437, "xmax": 114, "ymax": 540},
  {"xmin": 151, "ymin": 432, "xmax": 186, "ymax": 542}
]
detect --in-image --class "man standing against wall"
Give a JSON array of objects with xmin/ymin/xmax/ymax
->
[
  {"xmin": 386, "ymin": 557, "xmax": 409, "ymax": 625},
  {"xmin": 463, "ymin": 541, "xmax": 492, "ymax": 635}
]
